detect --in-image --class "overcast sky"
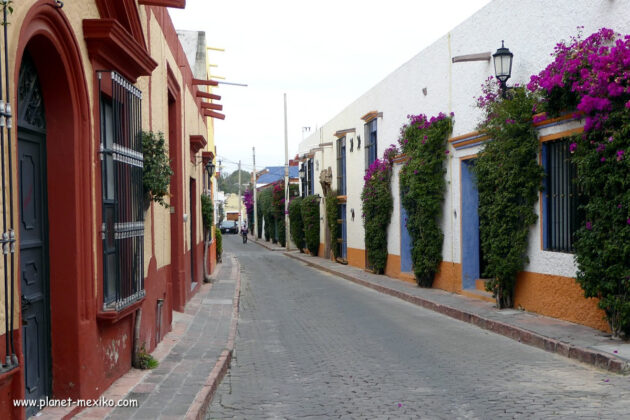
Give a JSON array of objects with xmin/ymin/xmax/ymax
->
[{"xmin": 169, "ymin": 0, "xmax": 492, "ymax": 175}]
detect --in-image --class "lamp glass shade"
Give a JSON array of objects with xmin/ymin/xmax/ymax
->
[
  {"xmin": 205, "ymin": 161, "xmax": 215, "ymax": 176},
  {"xmin": 493, "ymin": 43, "xmax": 513, "ymax": 83}
]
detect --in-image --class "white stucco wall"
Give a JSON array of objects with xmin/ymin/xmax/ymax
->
[{"xmin": 298, "ymin": 0, "xmax": 630, "ymax": 277}]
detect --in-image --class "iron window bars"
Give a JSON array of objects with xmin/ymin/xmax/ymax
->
[
  {"xmin": 544, "ymin": 138, "xmax": 584, "ymax": 253},
  {"xmin": 98, "ymin": 71, "xmax": 145, "ymax": 311},
  {"xmin": 0, "ymin": 0, "xmax": 17, "ymax": 374}
]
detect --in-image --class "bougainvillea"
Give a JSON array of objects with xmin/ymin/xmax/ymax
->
[
  {"xmin": 399, "ymin": 113, "xmax": 452, "ymax": 287},
  {"xmin": 361, "ymin": 145, "xmax": 398, "ymax": 273},
  {"xmin": 301, "ymin": 195, "xmax": 320, "ymax": 255},
  {"xmin": 529, "ymin": 28, "xmax": 630, "ymax": 336},
  {"xmin": 474, "ymin": 78, "xmax": 544, "ymax": 309},
  {"xmin": 289, "ymin": 197, "xmax": 305, "ymax": 252}
]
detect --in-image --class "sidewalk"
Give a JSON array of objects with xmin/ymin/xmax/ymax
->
[
  {"xmin": 284, "ymin": 250, "xmax": 630, "ymax": 374},
  {"xmin": 37, "ymin": 253, "xmax": 241, "ymax": 420}
]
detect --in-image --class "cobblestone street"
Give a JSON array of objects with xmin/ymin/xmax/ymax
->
[{"xmin": 207, "ymin": 236, "xmax": 630, "ymax": 419}]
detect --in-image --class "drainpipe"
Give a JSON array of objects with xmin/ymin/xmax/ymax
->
[
  {"xmin": 132, "ymin": 308, "xmax": 142, "ymax": 368},
  {"xmin": 203, "ymin": 228, "xmax": 212, "ymax": 282}
]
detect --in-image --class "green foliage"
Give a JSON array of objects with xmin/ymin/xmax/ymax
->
[
  {"xmin": 142, "ymin": 131, "xmax": 173, "ymax": 208},
  {"xmin": 301, "ymin": 195, "xmax": 320, "ymax": 255},
  {"xmin": 135, "ymin": 344, "xmax": 158, "ymax": 370},
  {"xmin": 272, "ymin": 183, "xmax": 286, "ymax": 246},
  {"xmin": 256, "ymin": 191, "xmax": 263, "ymax": 238},
  {"xmin": 214, "ymin": 226, "xmax": 223, "ymax": 260},
  {"xmin": 259, "ymin": 188, "xmax": 273, "ymax": 241},
  {"xmin": 399, "ymin": 113, "xmax": 452, "ymax": 287},
  {"xmin": 218, "ymin": 169, "xmax": 251, "ymax": 194},
  {"xmin": 473, "ymin": 83, "xmax": 544, "ymax": 308},
  {"xmin": 325, "ymin": 191, "xmax": 339, "ymax": 259},
  {"xmin": 201, "ymin": 194, "xmax": 213, "ymax": 230},
  {"xmin": 361, "ymin": 146, "xmax": 398, "ymax": 273},
  {"xmin": 289, "ymin": 197, "xmax": 305, "ymax": 252}
]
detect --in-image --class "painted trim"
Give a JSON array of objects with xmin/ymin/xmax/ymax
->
[
  {"xmin": 139, "ymin": 0, "xmax": 186, "ymax": 8},
  {"xmin": 532, "ymin": 111, "xmax": 583, "ymax": 128},
  {"xmin": 449, "ymin": 131, "xmax": 491, "ymax": 150},
  {"xmin": 334, "ymin": 128, "xmax": 356, "ymax": 138},
  {"xmin": 190, "ymin": 134, "xmax": 207, "ymax": 155},
  {"xmin": 361, "ymin": 111, "xmax": 382, "ymax": 123},
  {"xmin": 539, "ymin": 126, "xmax": 584, "ymax": 143},
  {"xmin": 83, "ymin": 18, "xmax": 158, "ymax": 83}
]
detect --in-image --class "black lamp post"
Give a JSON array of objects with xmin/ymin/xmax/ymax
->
[
  {"xmin": 299, "ymin": 164, "xmax": 306, "ymax": 197},
  {"xmin": 493, "ymin": 40, "xmax": 513, "ymax": 98}
]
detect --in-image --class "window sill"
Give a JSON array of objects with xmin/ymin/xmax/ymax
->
[{"xmin": 97, "ymin": 295, "xmax": 145, "ymax": 324}]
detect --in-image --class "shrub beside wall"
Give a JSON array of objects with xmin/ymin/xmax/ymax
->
[
  {"xmin": 301, "ymin": 195, "xmax": 320, "ymax": 256},
  {"xmin": 289, "ymin": 197, "xmax": 305, "ymax": 252}
]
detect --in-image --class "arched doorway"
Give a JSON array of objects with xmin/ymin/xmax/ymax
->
[
  {"xmin": 18, "ymin": 50, "xmax": 51, "ymax": 418},
  {"xmin": 16, "ymin": 1, "xmax": 93, "ymax": 405}
]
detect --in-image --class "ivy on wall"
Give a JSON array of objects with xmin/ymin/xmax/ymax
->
[
  {"xmin": 201, "ymin": 194, "xmax": 213, "ymax": 230},
  {"xmin": 258, "ymin": 187, "xmax": 273, "ymax": 242},
  {"xmin": 529, "ymin": 28, "xmax": 630, "ymax": 336},
  {"xmin": 325, "ymin": 191, "xmax": 339, "ymax": 259},
  {"xmin": 398, "ymin": 113, "xmax": 452, "ymax": 287},
  {"xmin": 473, "ymin": 80, "xmax": 544, "ymax": 309},
  {"xmin": 361, "ymin": 145, "xmax": 398, "ymax": 273},
  {"xmin": 301, "ymin": 195, "xmax": 320, "ymax": 256}
]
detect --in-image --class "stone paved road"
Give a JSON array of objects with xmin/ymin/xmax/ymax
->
[{"xmin": 208, "ymin": 236, "xmax": 630, "ymax": 419}]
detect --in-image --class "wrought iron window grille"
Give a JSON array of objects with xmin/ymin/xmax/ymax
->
[{"xmin": 98, "ymin": 70, "xmax": 145, "ymax": 312}]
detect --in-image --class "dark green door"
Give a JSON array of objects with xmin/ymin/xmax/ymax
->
[{"xmin": 18, "ymin": 52, "xmax": 51, "ymax": 417}]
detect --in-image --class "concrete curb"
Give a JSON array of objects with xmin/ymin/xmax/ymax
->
[
  {"xmin": 186, "ymin": 256, "xmax": 242, "ymax": 420},
  {"xmin": 285, "ymin": 252, "xmax": 630, "ymax": 374},
  {"xmin": 250, "ymin": 236, "xmax": 286, "ymax": 251}
]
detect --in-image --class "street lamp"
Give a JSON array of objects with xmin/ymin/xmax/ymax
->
[
  {"xmin": 205, "ymin": 160, "xmax": 215, "ymax": 178},
  {"xmin": 299, "ymin": 163, "xmax": 306, "ymax": 197},
  {"xmin": 493, "ymin": 40, "xmax": 513, "ymax": 97}
]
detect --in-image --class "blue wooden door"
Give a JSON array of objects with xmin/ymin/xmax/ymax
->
[
  {"xmin": 400, "ymin": 200, "xmax": 413, "ymax": 273},
  {"xmin": 461, "ymin": 159, "xmax": 480, "ymax": 290}
]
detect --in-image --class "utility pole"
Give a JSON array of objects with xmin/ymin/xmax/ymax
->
[
  {"xmin": 253, "ymin": 147, "xmax": 257, "ymax": 241},
  {"xmin": 238, "ymin": 160, "xmax": 242, "ymax": 230},
  {"xmin": 284, "ymin": 93, "xmax": 290, "ymax": 250}
]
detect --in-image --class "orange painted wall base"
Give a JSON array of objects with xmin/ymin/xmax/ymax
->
[{"xmin": 514, "ymin": 271, "xmax": 609, "ymax": 332}]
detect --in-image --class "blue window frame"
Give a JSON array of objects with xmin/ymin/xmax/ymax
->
[
  {"xmin": 308, "ymin": 158, "xmax": 314, "ymax": 195},
  {"xmin": 365, "ymin": 119, "xmax": 377, "ymax": 169},
  {"xmin": 337, "ymin": 137, "xmax": 346, "ymax": 195}
]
